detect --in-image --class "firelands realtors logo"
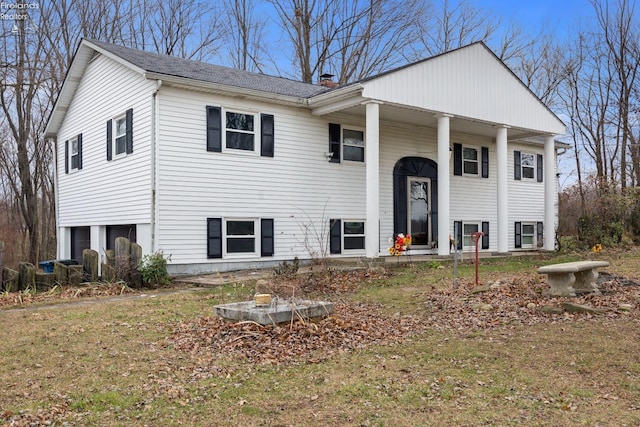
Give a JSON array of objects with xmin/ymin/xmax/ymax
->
[{"xmin": 1, "ymin": 2, "xmax": 38, "ymax": 20}]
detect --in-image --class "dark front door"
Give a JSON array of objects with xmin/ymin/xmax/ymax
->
[
  {"xmin": 393, "ymin": 157, "xmax": 438, "ymax": 246},
  {"xmin": 408, "ymin": 177, "xmax": 431, "ymax": 247}
]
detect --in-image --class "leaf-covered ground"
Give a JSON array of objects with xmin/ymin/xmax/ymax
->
[
  {"xmin": 0, "ymin": 283, "xmax": 137, "ymax": 309},
  {"xmin": 166, "ymin": 271, "xmax": 640, "ymax": 373},
  {"xmin": 3, "ymin": 265, "xmax": 640, "ymax": 426}
]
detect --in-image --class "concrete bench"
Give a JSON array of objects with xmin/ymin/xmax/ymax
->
[{"xmin": 537, "ymin": 261, "xmax": 609, "ymax": 297}]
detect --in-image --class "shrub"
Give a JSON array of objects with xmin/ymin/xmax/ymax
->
[{"xmin": 138, "ymin": 251, "xmax": 171, "ymax": 287}]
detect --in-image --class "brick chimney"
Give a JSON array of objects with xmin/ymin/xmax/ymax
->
[{"xmin": 318, "ymin": 73, "xmax": 339, "ymax": 88}]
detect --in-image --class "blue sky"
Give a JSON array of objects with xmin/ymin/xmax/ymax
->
[{"xmin": 478, "ymin": 0, "xmax": 593, "ymax": 38}]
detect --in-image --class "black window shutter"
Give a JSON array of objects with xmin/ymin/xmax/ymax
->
[
  {"xmin": 537, "ymin": 154, "xmax": 543, "ymax": 182},
  {"xmin": 207, "ymin": 218, "xmax": 222, "ymax": 258},
  {"xmin": 537, "ymin": 222, "xmax": 544, "ymax": 248},
  {"xmin": 77, "ymin": 133, "xmax": 83, "ymax": 170},
  {"xmin": 514, "ymin": 151, "xmax": 521, "ymax": 180},
  {"xmin": 328, "ymin": 123, "xmax": 341, "ymax": 163},
  {"xmin": 454, "ymin": 221, "xmax": 462, "ymax": 250},
  {"xmin": 106, "ymin": 119, "xmax": 113, "ymax": 161},
  {"xmin": 481, "ymin": 146, "xmax": 489, "ymax": 178},
  {"xmin": 206, "ymin": 106, "xmax": 222, "ymax": 152},
  {"xmin": 261, "ymin": 218, "xmax": 274, "ymax": 256},
  {"xmin": 330, "ymin": 219, "xmax": 341, "ymax": 254},
  {"xmin": 64, "ymin": 140, "xmax": 69, "ymax": 174},
  {"xmin": 260, "ymin": 114, "xmax": 274, "ymax": 157},
  {"xmin": 125, "ymin": 108, "xmax": 133, "ymax": 154},
  {"xmin": 453, "ymin": 143, "xmax": 462, "ymax": 176},
  {"xmin": 482, "ymin": 221, "xmax": 489, "ymax": 249},
  {"xmin": 515, "ymin": 222, "xmax": 522, "ymax": 248}
]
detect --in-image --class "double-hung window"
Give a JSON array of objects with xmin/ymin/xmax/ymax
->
[
  {"xmin": 463, "ymin": 147, "xmax": 478, "ymax": 175},
  {"xmin": 453, "ymin": 221, "xmax": 490, "ymax": 250},
  {"xmin": 521, "ymin": 223, "xmax": 535, "ymax": 248},
  {"xmin": 65, "ymin": 133, "xmax": 83, "ymax": 174},
  {"xmin": 453, "ymin": 143, "xmax": 489, "ymax": 178},
  {"xmin": 343, "ymin": 128, "xmax": 365, "ymax": 162},
  {"xmin": 343, "ymin": 221, "xmax": 365, "ymax": 250},
  {"xmin": 328, "ymin": 124, "xmax": 365, "ymax": 163},
  {"xmin": 330, "ymin": 219, "xmax": 365, "ymax": 253},
  {"xmin": 462, "ymin": 223, "xmax": 480, "ymax": 249},
  {"xmin": 106, "ymin": 109, "xmax": 133, "ymax": 161},
  {"xmin": 225, "ymin": 111, "xmax": 255, "ymax": 151},
  {"xmin": 226, "ymin": 219, "xmax": 256, "ymax": 254},
  {"xmin": 114, "ymin": 115, "xmax": 127, "ymax": 156},
  {"xmin": 520, "ymin": 153, "xmax": 535, "ymax": 179},
  {"xmin": 70, "ymin": 136, "xmax": 80, "ymax": 170},
  {"xmin": 514, "ymin": 151, "xmax": 542, "ymax": 181},
  {"xmin": 207, "ymin": 217, "xmax": 274, "ymax": 259}
]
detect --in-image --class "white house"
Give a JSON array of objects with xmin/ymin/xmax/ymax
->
[{"xmin": 44, "ymin": 39, "xmax": 566, "ymax": 274}]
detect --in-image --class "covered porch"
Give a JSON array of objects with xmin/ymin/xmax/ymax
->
[{"xmin": 308, "ymin": 43, "xmax": 564, "ymax": 258}]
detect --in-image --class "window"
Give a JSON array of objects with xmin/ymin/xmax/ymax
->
[
  {"xmin": 226, "ymin": 111, "xmax": 255, "ymax": 151},
  {"xmin": 514, "ymin": 221, "xmax": 543, "ymax": 249},
  {"xmin": 330, "ymin": 219, "xmax": 365, "ymax": 253},
  {"xmin": 65, "ymin": 133, "xmax": 82, "ymax": 173},
  {"xmin": 343, "ymin": 221, "xmax": 365, "ymax": 250},
  {"xmin": 70, "ymin": 137, "xmax": 80, "ymax": 169},
  {"xmin": 514, "ymin": 151, "xmax": 543, "ymax": 181},
  {"xmin": 114, "ymin": 116, "xmax": 127, "ymax": 156},
  {"xmin": 463, "ymin": 147, "xmax": 478, "ymax": 175},
  {"xmin": 453, "ymin": 221, "xmax": 489, "ymax": 250},
  {"xmin": 226, "ymin": 220, "xmax": 256, "ymax": 253},
  {"xmin": 453, "ymin": 144, "xmax": 488, "ymax": 178},
  {"xmin": 207, "ymin": 107, "xmax": 274, "ymax": 156},
  {"xmin": 106, "ymin": 109, "xmax": 133, "ymax": 160},
  {"xmin": 521, "ymin": 223, "xmax": 535, "ymax": 248},
  {"xmin": 206, "ymin": 217, "xmax": 274, "ymax": 258},
  {"xmin": 343, "ymin": 128, "xmax": 364, "ymax": 162},
  {"xmin": 521, "ymin": 153, "xmax": 535, "ymax": 179},
  {"xmin": 463, "ymin": 223, "xmax": 479, "ymax": 248}
]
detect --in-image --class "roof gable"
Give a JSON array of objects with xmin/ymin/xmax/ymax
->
[{"xmin": 359, "ymin": 42, "xmax": 565, "ymax": 135}]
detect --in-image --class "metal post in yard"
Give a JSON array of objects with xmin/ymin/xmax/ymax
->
[{"xmin": 471, "ymin": 232, "xmax": 485, "ymax": 286}]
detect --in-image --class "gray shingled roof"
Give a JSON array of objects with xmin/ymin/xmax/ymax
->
[{"xmin": 87, "ymin": 39, "xmax": 331, "ymax": 99}]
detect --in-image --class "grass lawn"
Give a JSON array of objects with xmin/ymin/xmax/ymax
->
[{"xmin": 1, "ymin": 250, "xmax": 639, "ymax": 426}]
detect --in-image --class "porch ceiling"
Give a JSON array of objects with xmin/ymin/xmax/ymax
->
[{"xmin": 338, "ymin": 103, "xmax": 541, "ymax": 141}]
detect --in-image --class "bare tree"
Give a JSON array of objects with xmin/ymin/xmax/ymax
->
[
  {"xmin": 0, "ymin": 0, "xmax": 230, "ymax": 265},
  {"xmin": 269, "ymin": 0, "xmax": 422, "ymax": 84},
  {"xmin": 145, "ymin": 0, "xmax": 224, "ymax": 61},
  {"xmin": 412, "ymin": 0, "xmax": 500, "ymax": 57},
  {"xmin": 559, "ymin": 0, "xmax": 640, "ymax": 192},
  {"xmin": 223, "ymin": 0, "xmax": 268, "ymax": 71},
  {"xmin": 592, "ymin": 0, "xmax": 640, "ymax": 189},
  {"xmin": 0, "ymin": 12, "xmax": 53, "ymax": 263},
  {"xmin": 325, "ymin": 0, "xmax": 421, "ymax": 84}
]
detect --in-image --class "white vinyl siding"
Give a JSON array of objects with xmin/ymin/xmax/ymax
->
[
  {"xmin": 155, "ymin": 87, "xmax": 366, "ymax": 269},
  {"xmin": 509, "ymin": 143, "xmax": 549, "ymax": 248},
  {"xmin": 56, "ymin": 54, "xmax": 154, "ymax": 227},
  {"xmin": 361, "ymin": 43, "xmax": 565, "ymax": 135}
]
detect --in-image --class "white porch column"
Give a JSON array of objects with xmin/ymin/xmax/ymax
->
[
  {"xmin": 365, "ymin": 101, "xmax": 381, "ymax": 258},
  {"xmin": 544, "ymin": 135, "xmax": 556, "ymax": 251},
  {"xmin": 436, "ymin": 114, "xmax": 453, "ymax": 256},
  {"xmin": 496, "ymin": 126, "xmax": 509, "ymax": 253}
]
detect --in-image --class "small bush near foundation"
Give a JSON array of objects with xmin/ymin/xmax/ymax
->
[{"xmin": 138, "ymin": 251, "xmax": 171, "ymax": 287}]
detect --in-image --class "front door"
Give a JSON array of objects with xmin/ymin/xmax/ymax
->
[{"xmin": 408, "ymin": 177, "xmax": 431, "ymax": 247}]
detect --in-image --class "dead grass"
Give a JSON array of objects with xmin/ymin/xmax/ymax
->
[{"xmin": 1, "ymin": 250, "xmax": 640, "ymax": 426}]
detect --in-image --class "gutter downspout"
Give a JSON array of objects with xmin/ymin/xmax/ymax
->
[
  {"xmin": 51, "ymin": 137, "xmax": 60, "ymax": 258},
  {"xmin": 151, "ymin": 79, "xmax": 162, "ymax": 252}
]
